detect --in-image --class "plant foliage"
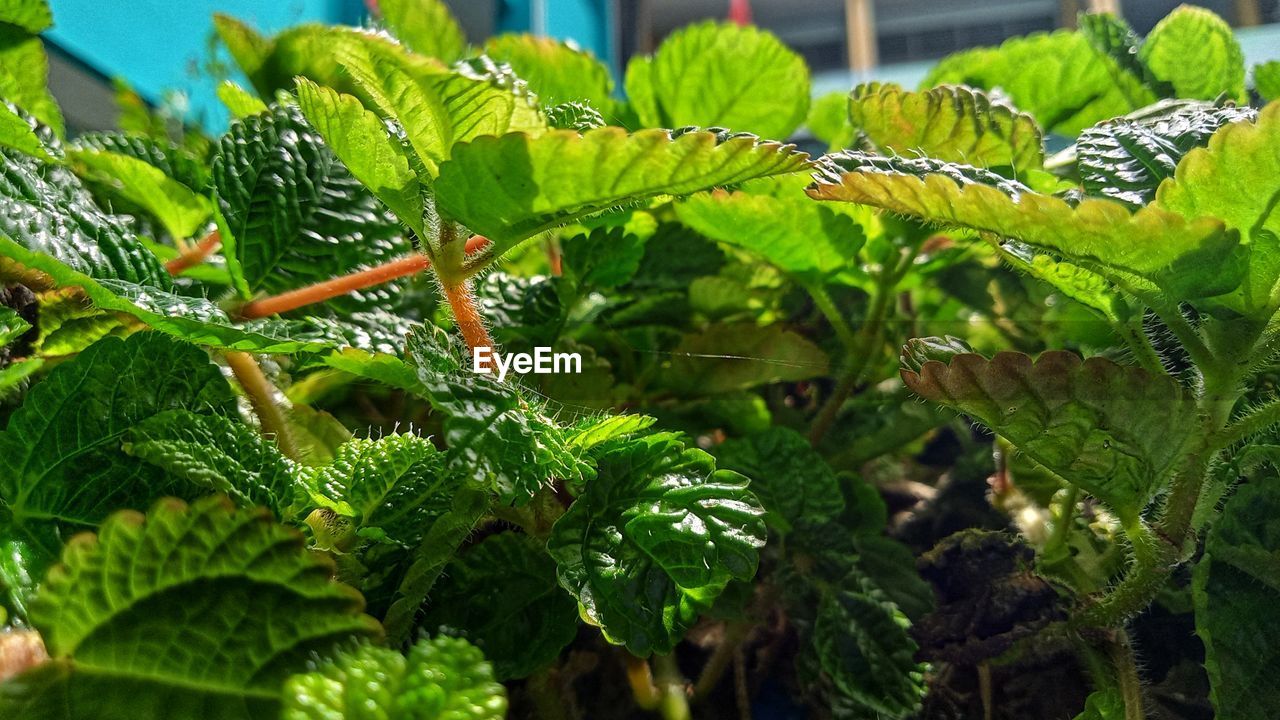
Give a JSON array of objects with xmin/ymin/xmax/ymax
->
[{"xmin": 0, "ymin": 2, "xmax": 1276, "ymax": 719}]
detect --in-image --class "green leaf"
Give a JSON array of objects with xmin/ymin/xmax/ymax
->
[
  {"xmin": 335, "ymin": 34, "xmax": 544, "ymax": 177},
  {"xmin": 1076, "ymin": 100, "xmax": 1256, "ymax": 208},
  {"xmin": 435, "ymin": 126, "xmax": 810, "ymax": 250},
  {"xmin": 0, "ymin": 239, "xmax": 414, "ymax": 353},
  {"xmin": 214, "ymin": 19, "xmax": 355, "ymax": 100},
  {"xmin": 0, "ymin": 101, "xmax": 52, "ymax": 159},
  {"xmin": 0, "ymin": 24, "xmax": 62, "ymax": 134},
  {"xmin": 545, "ymin": 100, "xmax": 606, "ymax": 131},
  {"xmin": 29, "ymin": 291, "xmax": 124, "ymax": 358},
  {"xmin": 1073, "ymin": 689, "xmax": 1125, "ymax": 720},
  {"xmin": 0, "ymin": 303, "xmax": 29, "ymax": 347},
  {"xmin": 566, "ymin": 413, "xmax": 656, "ymax": 453},
  {"xmin": 485, "ymin": 34, "xmax": 614, "ymax": 111},
  {"xmin": 807, "ymin": 91, "xmax": 856, "ymax": 151},
  {"xmin": 997, "ymin": 242, "xmax": 1126, "ymax": 321},
  {"xmin": 0, "ymin": 357, "xmax": 39, "ymax": 400},
  {"xmin": 68, "ymin": 148, "xmax": 212, "ymax": 240},
  {"xmin": 1193, "ymin": 480, "xmax": 1280, "ymax": 720},
  {"xmin": 300, "ymin": 434, "xmax": 453, "ymax": 544},
  {"xmin": 125, "ymin": 410, "xmax": 297, "ymax": 517},
  {"xmin": 212, "ymin": 104, "xmax": 410, "ymax": 306},
  {"xmin": 561, "ymin": 225, "xmax": 647, "ymax": 289},
  {"xmin": 382, "ymin": 486, "xmax": 489, "ymax": 645},
  {"xmin": 676, "ymin": 173, "xmax": 865, "ymax": 282},
  {"xmin": 850, "ymin": 83, "xmax": 1043, "ymax": 171},
  {"xmin": 71, "ymin": 131, "xmax": 209, "ymax": 193},
  {"xmin": 294, "ymin": 79, "xmax": 426, "ymax": 237},
  {"xmin": 1139, "ymin": 6, "xmax": 1245, "ymax": 102},
  {"xmin": 282, "ymin": 636, "xmax": 506, "ymax": 720},
  {"xmin": 900, "ymin": 340, "xmax": 1199, "ymax": 521},
  {"xmin": 808, "ymin": 152, "xmax": 1242, "ymax": 302},
  {"xmin": 1078, "ymin": 12, "xmax": 1170, "ymax": 97},
  {"xmin": 1256, "ymin": 61, "xmax": 1280, "ymax": 102},
  {"xmin": 212, "ymin": 14, "xmax": 272, "ymax": 91},
  {"xmin": 0, "ymin": 333, "xmax": 237, "ymax": 558},
  {"xmin": 924, "ymin": 30, "xmax": 1154, "ymax": 135},
  {"xmin": 547, "ymin": 432, "xmax": 766, "ymax": 655},
  {"xmin": 624, "ymin": 21, "xmax": 809, "ymax": 139},
  {"xmin": 714, "ymin": 426, "xmax": 844, "ymax": 532},
  {"xmin": 1153, "ymin": 102, "xmax": 1280, "ymax": 317},
  {"xmin": 422, "ymin": 533, "xmax": 578, "ymax": 680},
  {"xmin": 216, "ymin": 80, "xmax": 269, "ymax": 119},
  {"xmin": 0, "ymin": 0, "xmax": 53, "ymax": 33},
  {"xmin": 0, "ymin": 145, "xmax": 171, "ymax": 287},
  {"xmin": 405, "ymin": 327, "xmax": 587, "ymax": 504},
  {"xmin": 377, "ymin": 0, "xmax": 468, "ymax": 62},
  {"xmin": 813, "ymin": 577, "xmax": 926, "ymax": 719},
  {"xmin": 327, "ymin": 332, "xmax": 589, "ymax": 506},
  {"xmin": 662, "ymin": 323, "xmax": 828, "ymax": 395},
  {"xmin": 0, "ymin": 496, "xmax": 381, "ymax": 720}
]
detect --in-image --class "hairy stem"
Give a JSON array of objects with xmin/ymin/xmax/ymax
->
[
  {"xmin": 1212, "ymin": 396, "xmax": 1280, "ymax": 451},
  {"xmin": 1076, "ymin": 520, "xmax": 1177, "ymax": 628},
  {"xmin": 1150, "ymin": 302, "xmax": 1215, "ymax": 374},
  {"xmin": 442, "ymin": 279, "xmax": 494, "ymax": 352},
  {"xmin": 224, "ymin": 351, "xmax": 301, "ymax": 461},
  {"xmin": 1109, "ymin": 632, "xmax": 1144, "ymax": 720},
  {"xmin": 236, "ymin": 235, "xmax": 490, "ymax": 319},
  {"xmin": 165, "ymin": 230, "xmax": 222, "ymax": 275},
  {"xmin": 1117, "ymin": 314, "xmax": 1166, "ymax": 376},
  {"xmin": 238, "ymin": 255, "xmax": 429, "ymax": 318}
]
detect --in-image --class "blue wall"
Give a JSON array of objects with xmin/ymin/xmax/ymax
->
[
  {"xmin": 47, "ymin": 0, "xmax": 615, "ymax": 130},
  {"xmin": 48, "ymin": 0, "xmax": 363, "ymax": 128}
]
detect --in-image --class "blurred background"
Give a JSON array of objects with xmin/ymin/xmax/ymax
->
[{"xmin": 42, "ymin": 0, "xmax": 1280, "ymax": 133}]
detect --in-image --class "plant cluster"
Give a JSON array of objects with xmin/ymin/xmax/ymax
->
[{"xmin": 0, "ymin": 0, "xmax": 1278, "ymax": 718}]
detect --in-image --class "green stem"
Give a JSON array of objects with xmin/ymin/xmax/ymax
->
[
  {"xmin": 1210, "ymin": 396, "xmax": 1280, "ymax": 451},
  {"xmin": 1150, "ymin": 302, "xmax": 1215, "ymax": 374},
  {"xmin": 693, "ymin": 620, "xmax": 751, "ymax": 700},
  {"xmin": 1109, "ymin": 632, "xmax": 1144, "ymax": 720},
  {"xmin": 806, "ymin": 282, "xmax": 859, "ymax": 352},
  {"xmin": 1075, "ymin": 520, "xmax": 1177, "ymax": 629},
  {"xmin": 625, "ymin": 654, "xmax": 662, "ymax": 711},
  {"xmin": 527, "ymin": 667, "xmax": 570, "ymax": 720},
  {"xmin": 653, "ymin": 653, "xmax": 692, "ymax": 720},
  {"xmin": 1044, "ymin": 485, "xmax": 1080, "ymax": 557},
  {"xmin": 1117, "ymin": 314, "xmax": 1166, "ymax": 376},
  {"xmin": 383, "ymin": 487, "xmax": 487, "ymax": 646},
  {"xmin": 808, "ymin": 251, "xmax": 912, "ymax": 446}
]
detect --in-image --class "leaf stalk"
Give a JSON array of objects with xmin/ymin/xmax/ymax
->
[
  {"xmin": 236, "ymin": 235, "xmax": 490, "ymax": 319},
  {"xmin": 164, "ymin": 230, "xmax": 222, "ymax": 275},
  {"xmin": 224, "ymin": 351, "xmax": 301, "ymax": 462}
]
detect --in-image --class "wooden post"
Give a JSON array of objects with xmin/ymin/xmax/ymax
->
[
  {"xmin": 844, "ymin": 0, "xmax": 876, "ymax": 73},
  {"xmin": 1059, "ymin": 0, "xmax": 1082, "ymax": 28},
  {"xmin": 1087, "ymin": 0, "xmax": 1122, "ymax": 15},
  {"xmin": 1235, "ymin": 0, "xmax": 1262, "ymax": 27}
]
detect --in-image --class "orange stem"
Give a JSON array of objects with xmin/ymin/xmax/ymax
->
[
  {"xmin": 165, "ymin": 230, "xmax": 222, "ymax": 275},
  {"xmin": 237, "ymin": 235, "xmax": 490, "ymax": 319},
  {"xmin": 442, "ymin": 279, "xmax": 494, "ymax": 353},
  {"xmin": 546, "ymin": 238, "xmax": 562, "ymax": 276}
]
